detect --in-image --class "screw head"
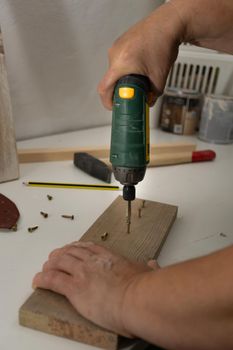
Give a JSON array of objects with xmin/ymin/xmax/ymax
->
[{"xmin": 101, "ymin": 232, "xmax": 109, "ymax": 241}]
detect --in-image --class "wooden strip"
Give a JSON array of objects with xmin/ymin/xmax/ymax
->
[
  {"xmin": 17, "ymin": 142, "xmax": 196, "ymax": 163},
  {"xmin": 18, "ymin": 146, "xmax": 110, "ymax": 163},
  {"xmin": 151, "ymin": 142, "xmax": 196, "ymax": 154},
  {"xmin": 0, "ymin": 52, "xmax": 19, "ymax": 183},
  {"xmin": 102, "ymin": 151, "xmax": 193, "ymax": 168},
  {"xmin": 149, "ymin": 152, "xmax": 192, "ymax": 166},
  {"xmin": 19, "ymin": 196, "xmax": 177, "ymax": 350}
]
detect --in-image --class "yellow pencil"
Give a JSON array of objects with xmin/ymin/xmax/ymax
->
[{"xmin": 23, "ymin": 181, "xmax": 120, "ymax": 191}]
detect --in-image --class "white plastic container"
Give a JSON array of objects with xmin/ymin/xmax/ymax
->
[{"xmin": 199, "ymin": 95, "xmax": 233, "ymax": 144}]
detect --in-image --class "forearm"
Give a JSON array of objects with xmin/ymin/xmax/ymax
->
[
  {"xmin": 123, "ymin": 245, "xmax": 233, "ymax": 349},
  {"xmin": 171, "ymin": 0, "xmax": 233, "ymax": 53},
  {"xmin": 146, "ymin": 0, "xmax": 233, "ymax": 54}
]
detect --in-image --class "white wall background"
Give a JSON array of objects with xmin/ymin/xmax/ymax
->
[{"xmin": 0, "ymin": 0, "xmax": 164, "ymax": 140}]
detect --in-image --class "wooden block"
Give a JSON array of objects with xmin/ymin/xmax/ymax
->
[
  {"xmin": 20, "ymin": 289, "xmax": 117, "ymax": 350},
  {"xmin": 19, "ymin": 196, "xmax": 177, "ymax": 349},
  {"xmin": 17, "ymin": 142, "xmax": 196, "ymax": 163},
  {"xmin": 0, "ymin": 52, "xmax": 19, "ymax": 183}
]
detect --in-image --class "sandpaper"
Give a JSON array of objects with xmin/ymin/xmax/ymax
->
[{"xmin": 0, "ymin": 193, "xmax": 20, "ymax": 229}]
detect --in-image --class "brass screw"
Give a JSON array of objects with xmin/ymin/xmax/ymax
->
[
  {"xmin": 138, "ymin": 208, "xmax": 142, "ymax": 218},
  {"xmin": 142, "ymin": 200, "xmax": 146, "ymax": 208},
  {"xmin": 101, "ymin": 232, "xmax": 109, "ymax": 241},
  {"xmin": 47, "ymin": 194, "xmax": 53, "ymax": 201},
  {"xmin": 28, "ymin": 226, "xmax": 39, "ymax": 233},
  {"xmin": 11, "ymin": 224, "xmax": 17, "ymax": 231},
  {"xmin": 40, "ymin": 211, "xmax": 48, "ymax": 218},
  {"xmin": 61, "ymin": 214, "xmax": 74, "ymax": 220}
]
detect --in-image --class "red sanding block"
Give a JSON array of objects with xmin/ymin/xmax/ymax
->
[{"xmin": 74, "ymin": 152, "xmax": 112, "ymax": 183}]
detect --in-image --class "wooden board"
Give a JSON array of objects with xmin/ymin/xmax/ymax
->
[
  {"xmin": 0, "ymin": 37, "xmax": 19, "ymax": 183},
  {"xmin": 17, "ymin": 142, "xmax": 196, "ymax": 163},
  {"xmin": 19, "ymin": 196, "xmax": 178, "ymax": 349}
]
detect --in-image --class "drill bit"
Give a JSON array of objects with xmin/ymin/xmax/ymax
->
[{"xmin": 126, "ymin": 200, "xmax": 131, "ymax": 233}]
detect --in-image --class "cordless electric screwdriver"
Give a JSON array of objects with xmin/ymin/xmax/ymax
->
[{"xmin": 110, "ymin": 74, "xmax": 151, "ymax": 233}]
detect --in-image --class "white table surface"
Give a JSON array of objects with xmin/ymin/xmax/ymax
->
[{"xmin": 1, "ymin": 126, "xmax": 233, "ymax": 350}]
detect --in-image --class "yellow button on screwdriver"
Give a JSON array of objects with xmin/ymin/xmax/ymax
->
[{"xmin": 119, "ymin": 87, "xmax": 135, "ymax": 99}]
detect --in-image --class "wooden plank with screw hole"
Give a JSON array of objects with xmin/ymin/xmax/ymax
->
[{"xmin": 19, "ymin": 196, "xmax": 178, "ymax": 350}]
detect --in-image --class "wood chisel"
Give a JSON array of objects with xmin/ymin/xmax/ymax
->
[{"xmin": 110, "ymin": 74, "xmax": 151, "ymax": 233}]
